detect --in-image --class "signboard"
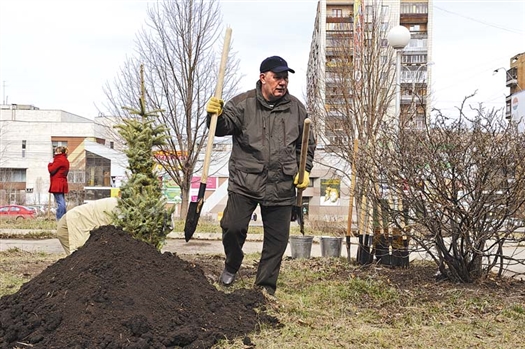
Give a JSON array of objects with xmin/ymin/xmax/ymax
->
[
  {"xmin": 162, "ymin": 175, "xmax": 182, "ymax": 204},
  {"xmin": 188, "ymin": 176, "xmax": 219, "ymax": 202},
  {"xmin": 511, "ymin": 90, "xmax": 525, "ymax": 133},
  {"xmin": 191, "ymin": 176, "xmax": 217, "ymax": 190},
  {"xmin": 320, "ymin": 178, "xmax": 341, "ymax": 206}
]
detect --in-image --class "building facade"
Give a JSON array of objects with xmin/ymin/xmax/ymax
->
[
  {"xmin": 303, "ymin": 0, "xmax": 432, "ymax": 231},
  {"xmin": 307, "ymin": 0, "xmax": 432, "ymax": 139},
  {"xmin": 504, "ymin": 52, "xmax": 525, "ymax": 124},
  {"xmin": 0, "ymin": 104, "xmax": 127, "ymax": 208}
]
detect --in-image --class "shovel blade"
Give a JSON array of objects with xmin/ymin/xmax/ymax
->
[{"xmin": 184, "ymin": 200, "xmax": 202, "ymax": 242}]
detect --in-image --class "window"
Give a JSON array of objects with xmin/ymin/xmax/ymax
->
[
  {"xmin": 407, "ymin": 39, "xmax": 427, "ymax": 49},
  {"xmin": 365, "ymin": 5, "xmax": 373, "ymax": 22},
  {"xmin": 332, "ymin": 9, "xmax": 342, "ymax": 17},
  {"xmin": 402, "ymin": 54, "xmax": 427, "ymax": 64},
  {"xmin": 22, "ymin": 140, "xmax": 26, "ymax": 158},
  {"xmin": 400, "ymin": 3, "xmax": 428, "ymax": 14},
  {"xmin": 68, "ymin": 170, "xmax": 86, "ymax": 184},
  {"xmin": 85, "ymin": 151, "xmax": 111, "ymax": 186},
  {"xmin": 52, "ymin": 141, "xmax": 68, "ymax": 156},
  {"xmin": 0, "ymin": 168, "xmax": 26, "ymax": 182},
  {"xmin": 381, "ymin": 5, "xmax": 389, "ymax": 20}
]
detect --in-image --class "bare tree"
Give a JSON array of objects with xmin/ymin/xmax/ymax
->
[
  {"xmin": 366, "ymin": 95, "xmax": 525, "ymax": 282},
  {"xmin": 102, "ymin": 0, "xmax": 240, "ymax": 218},
  {"xmin": 307, "ymin": 2, "xmax": 397, "ymax": 258}
]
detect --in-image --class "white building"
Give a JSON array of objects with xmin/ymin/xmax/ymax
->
[{"xmin": 0, "ymin": 104, "xmax": 127, "ymax": 207}]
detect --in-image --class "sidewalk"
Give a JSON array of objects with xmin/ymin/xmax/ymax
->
[
  {"xmin": 0, "ymin": 229, "xmax": 359, "ymax": 258},
  {"xmin": 2, "ymin": 230, "xmax": 524, "ymax": 280}
]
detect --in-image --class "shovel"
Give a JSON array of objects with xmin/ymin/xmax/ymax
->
[
  {"xmin": 291, "ymin": 118, "xmax": 311, "ymax": 235},
  {"xmin": 184, "ymin": 27, "xmax": 232, "ymax": 242}
]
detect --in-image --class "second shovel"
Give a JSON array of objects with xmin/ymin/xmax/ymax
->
[{"xmin": 291, "ymin": 118, "xmax": 311, "ymax": 235}]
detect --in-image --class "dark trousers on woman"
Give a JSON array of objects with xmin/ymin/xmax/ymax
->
[{"xmin": 220, "ymin": 192, "xmax": 292, "ymax": 294}]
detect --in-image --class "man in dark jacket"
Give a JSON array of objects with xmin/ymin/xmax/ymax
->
[
  {"xmin": 206, "ymin": 56, "xmax": 316, "ymax": 295},
  {"xmin": 48, "ymin": 146, "xmax": 70, "ymax": 220}
]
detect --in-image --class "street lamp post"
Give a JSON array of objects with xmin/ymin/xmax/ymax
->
[
  {"xmin": 384, "ymin": 25, "xmax": 411, "ymax": 245},
  {"xmin": 494, "ymin": 67, "xmax": 522, "ymax": 91},
  {"xmin": 387, "ymin": 26, "xmax": 411, "ymax": 128}
]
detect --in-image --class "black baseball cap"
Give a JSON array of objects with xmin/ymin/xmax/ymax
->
[{"xmin": 260, "ymin": 56, "xmax": 295, "ymax": 74}]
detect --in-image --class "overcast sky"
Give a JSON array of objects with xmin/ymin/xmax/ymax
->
[{"xmin": 0, "ymin": 0, "xmax": 524, "ymax": 118}]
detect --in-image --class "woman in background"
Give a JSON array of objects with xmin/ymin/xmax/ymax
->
[{"xmin": 48, "ymin": 146, "xmax": 70, "ymax": 220}]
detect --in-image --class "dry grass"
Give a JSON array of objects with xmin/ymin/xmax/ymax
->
[
  {"xmin": 214, "ymin": 257, "xmax": 525, "ymax": 349},
  {"xmin": 2, "ymin": 219, "xmax": 330, "ymax": 238},
  {"xmin": 2, "ymin": 248, "xmax": 524, "ymax": 349}
]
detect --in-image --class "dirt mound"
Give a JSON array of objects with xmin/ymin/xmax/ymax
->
[{"xmin": 0, "ymin": 225, "xmax": 277, "ymax": 348}]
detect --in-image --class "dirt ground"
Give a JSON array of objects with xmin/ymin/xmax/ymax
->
[
  {"xmin": 2, "ymin": 227, "xmax": 525, "ymax": 349},
  {"xmin": 0, "ymin": 226, "xmax": 278, "ymax": 349}
]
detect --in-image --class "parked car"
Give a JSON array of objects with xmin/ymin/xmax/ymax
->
[
  {"xmin": 0, "ymin": 205, "xmax": 38, "ymax": 220},
  {"xmin": 26, "ymin": 205, "xmax": 56, "ymax": 216}
]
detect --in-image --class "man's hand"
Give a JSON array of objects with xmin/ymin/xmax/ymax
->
[
  {"xmin": 294, "ymin": 171, "xmax": 310, "ymax": 189},
  {"xmin": 206, "ymin": 97, "xmax": 224, "ymax": 116}
]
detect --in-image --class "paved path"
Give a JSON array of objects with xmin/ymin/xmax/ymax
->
[
  {"xmin": 1, "ymin": 232, "xmax": 523, "ymax": 280},
  {"xmin": 0, "ymin": 234, "xmax": 360, "ymax": 259}
]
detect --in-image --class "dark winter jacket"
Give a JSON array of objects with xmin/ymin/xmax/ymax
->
[
  {"xmin": 48, "ymin": 153, "xmax": 70, "ymax": 194},
  {"xmin": 209, "ymin": 81, "xmax": 316, "ymax": 206}
]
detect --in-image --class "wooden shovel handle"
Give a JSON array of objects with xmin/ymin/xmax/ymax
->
[
  {"xmin": 298, "ymin": 118, "xmax": 311, "ymax": 183},
  {"xmin": 201, "ymin": 27, "xmax": 232, "ymax": 183}
]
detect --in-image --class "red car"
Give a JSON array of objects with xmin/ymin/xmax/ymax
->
[{"xmin": 0, "ymin": 205, "xmax": 38, "ymax": 220}]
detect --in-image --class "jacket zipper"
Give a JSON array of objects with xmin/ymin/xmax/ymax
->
[
  {"xmin": 263, "ymin": 117, "xmax": 266, "ymax": 146},
  {"xmin": 282, "ymin": 118, "xmax": 286, "ymax": 147}
]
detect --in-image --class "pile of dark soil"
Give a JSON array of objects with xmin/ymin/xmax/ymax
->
[{"xmin": 0, "ymin": 225, "xmax": 277, "ymax": 349}]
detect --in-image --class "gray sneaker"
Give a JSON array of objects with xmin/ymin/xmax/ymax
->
[{"xmin": 220, "ymin": 269, "xmax": 236, "ymax": 286}]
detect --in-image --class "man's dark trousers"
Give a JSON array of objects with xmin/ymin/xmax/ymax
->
[{"xmin": 221, "ymin": 192, "xmax": 292, "ymax": 293}]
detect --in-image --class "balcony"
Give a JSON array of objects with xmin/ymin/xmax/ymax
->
[
  {"xmin": 326, "ymin": 16, "xmax": 353, "ymax": 24},
  {"xmin": 400, "ymin": 13, "xmax": 428, "ymax": 24},
  {"xmin": 506, "ymin": 67, "xmax": 518, "ymax": 88}
]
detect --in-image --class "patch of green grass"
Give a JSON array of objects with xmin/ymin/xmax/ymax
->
[
  {"xmin": 502, "ymin": 304, "xmax": 525, "ymax": 320},
  {"xmin": 0, "ymin": 231, "xmax": 56, "ymax": 239},
  {"xmin": 0, "ymin": 248, "xmax": 61, "ymax": 297},
  {"xmin": 0, "ymin": 218, "xmax": 57, "ymax": 230}
]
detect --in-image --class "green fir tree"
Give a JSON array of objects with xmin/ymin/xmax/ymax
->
[{"xmin": 113, "ymin": 64, "xmax": 174, "ymax": 250}]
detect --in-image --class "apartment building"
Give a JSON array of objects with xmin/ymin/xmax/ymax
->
[
  {"xmin": 304, "ymin": 0, "xmax": 432, "ymax": 229},
  {"xmin": 307, "ymin": 0, "xmax": 432, "ymax": 138},
  {"xmin": 504, "ymin": 52, "xmax": 525, "ymax": 124}
]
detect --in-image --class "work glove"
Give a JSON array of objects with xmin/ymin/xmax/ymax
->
[
  {"xmin": 294, "ymin": 171, "xmax": 310, "ymax": 190},
  {"xmin": 206, "ymin": 97, "xmax": 224, "ymax": 116}
]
